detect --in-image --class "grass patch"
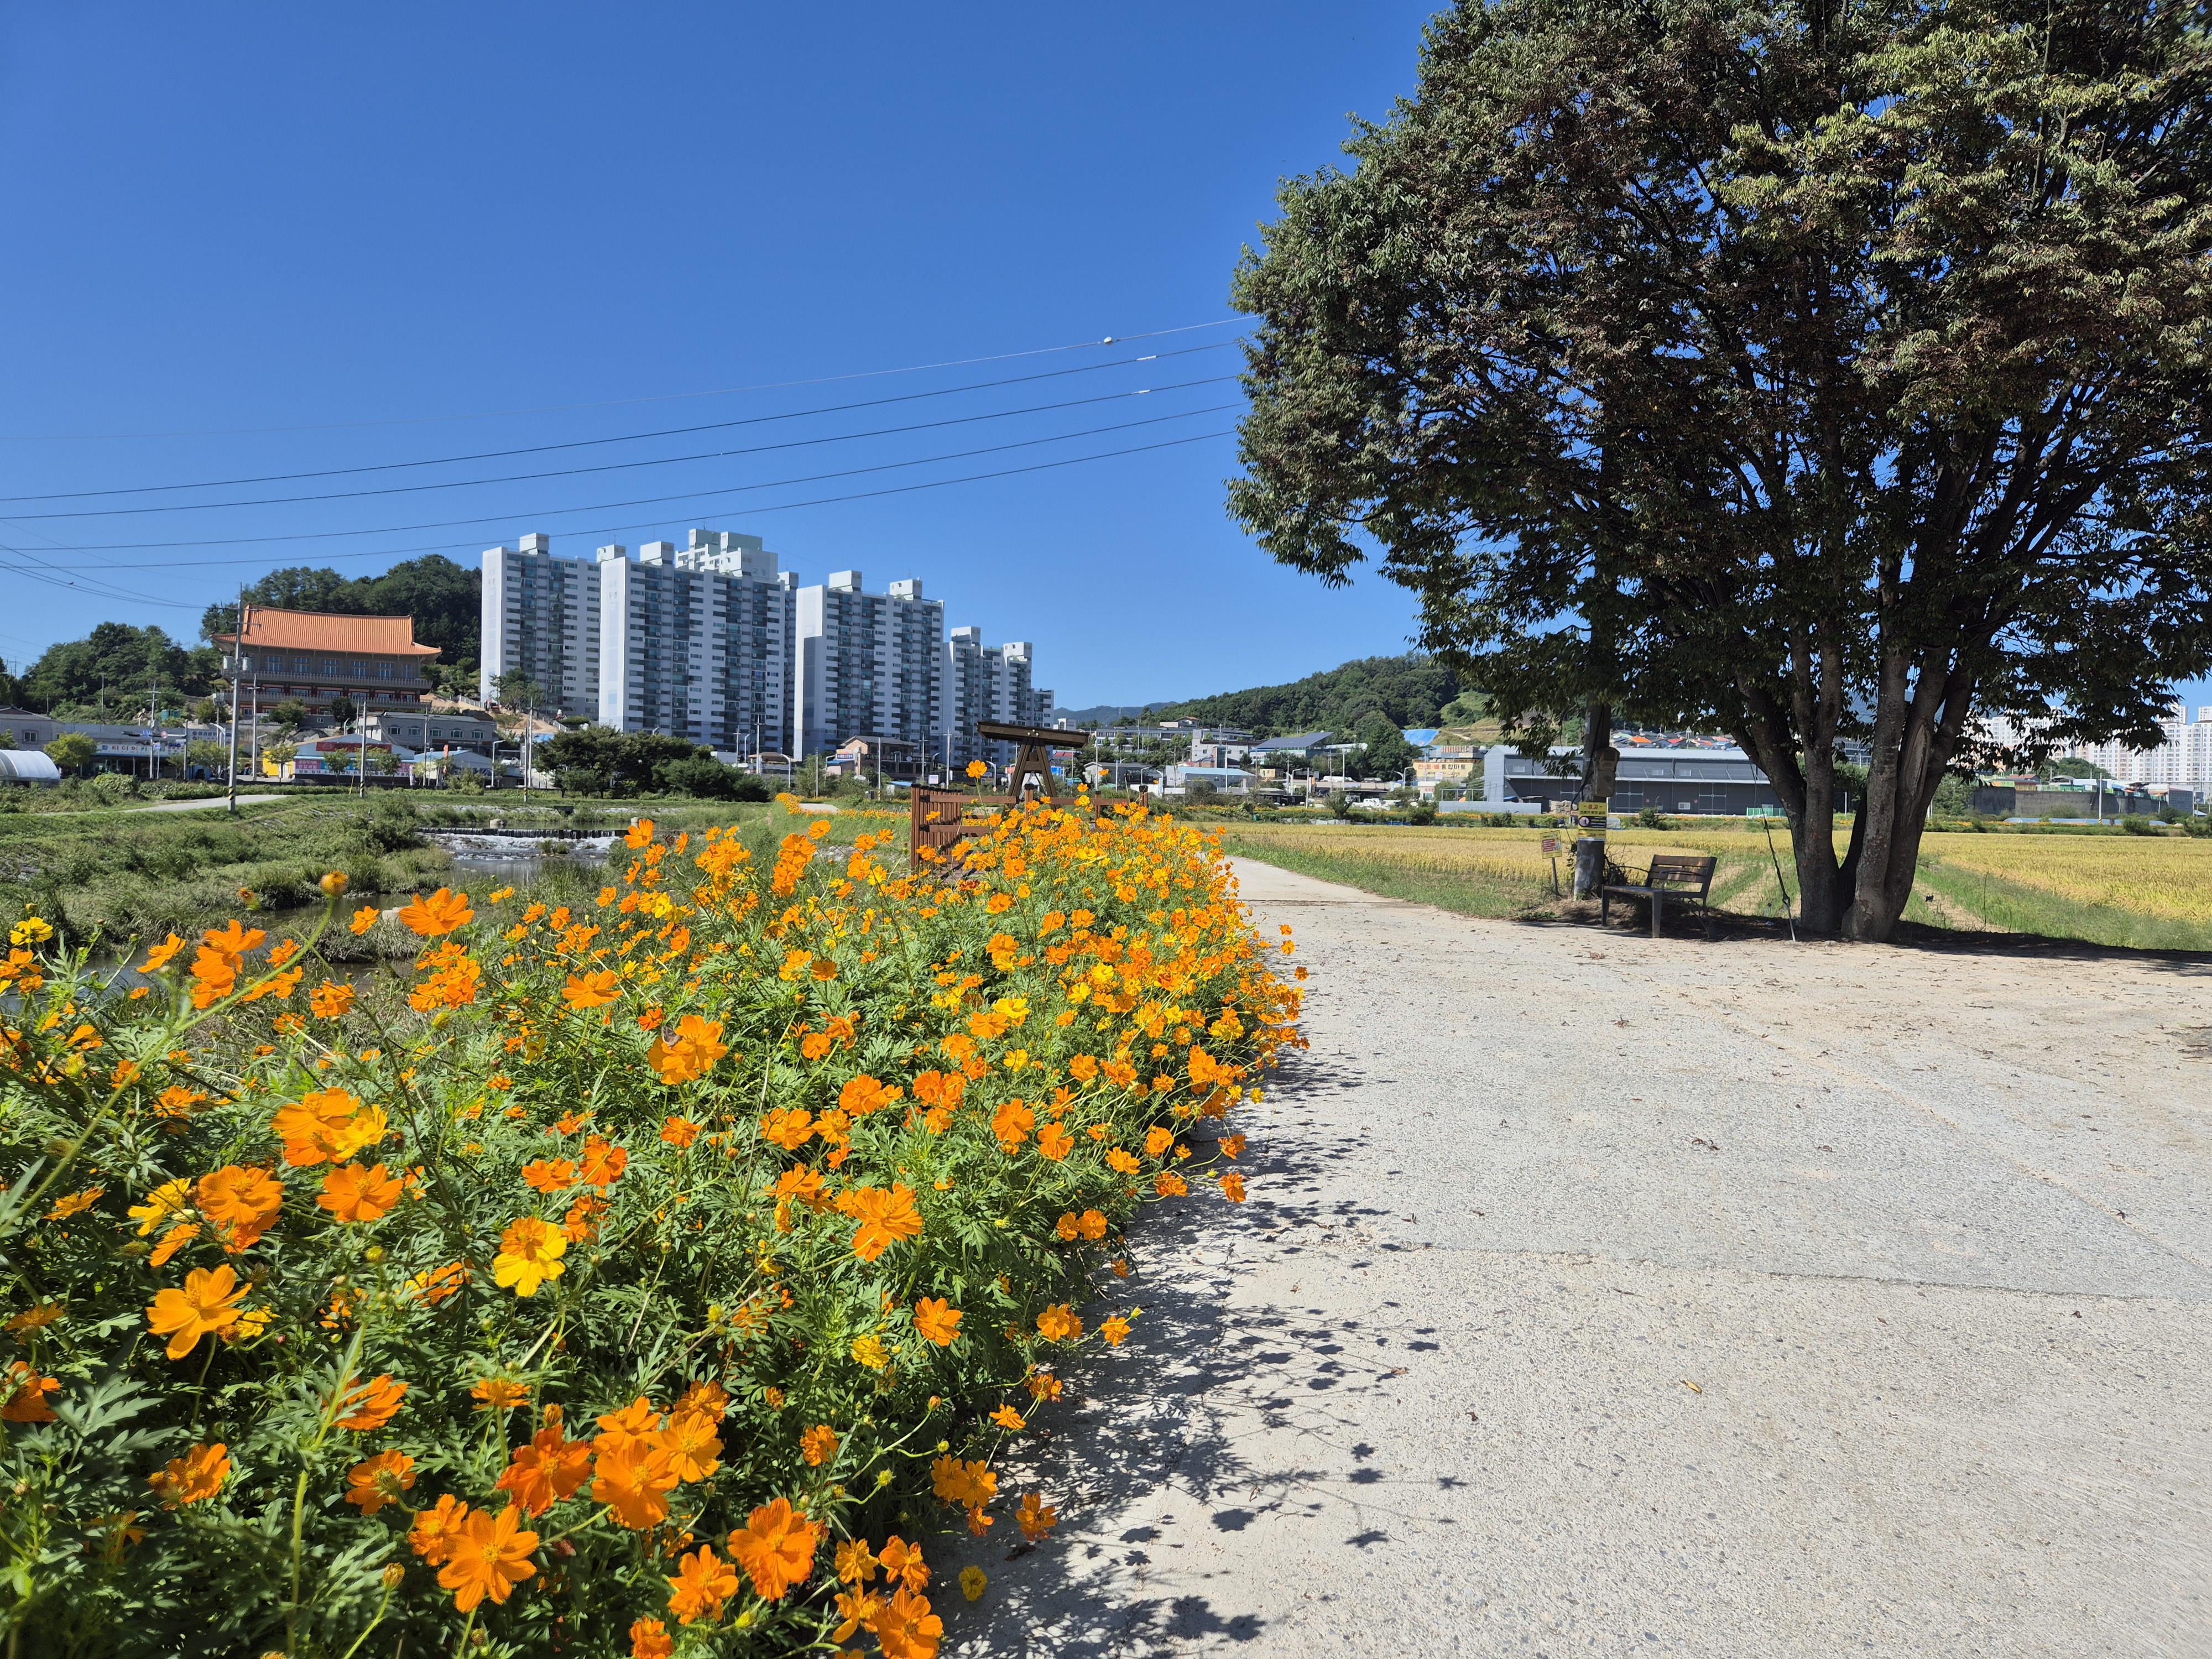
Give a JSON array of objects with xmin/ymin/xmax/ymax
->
[{"xmin": 1911, "ymin": 858, "xmax": 2212, "ymax": 952}]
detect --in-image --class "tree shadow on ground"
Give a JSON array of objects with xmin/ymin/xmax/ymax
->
[{"xmin": 937, "ymin": 1047, "xmax": 1436, "ymax": 1656}]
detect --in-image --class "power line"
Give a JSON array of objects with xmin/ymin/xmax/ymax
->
[
  {"xmin": 0, "ymin": 319, "xmax": 1244, "ymax": 444},
  {"xmin": 4, "ymin": 402, "xmax": 1244, "ymax": 557},
  {"xmin": 2, "ymin": 421, "xmax": 1240, "ymax": 573},
  {"xmin": 3, "ymin": 373, "xmax": 1238, "ymax": 519}
]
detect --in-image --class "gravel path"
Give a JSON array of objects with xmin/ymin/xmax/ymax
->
[{"xmin": 942, "ymin": 858, "xmax": 2212, "ymax": 1658}]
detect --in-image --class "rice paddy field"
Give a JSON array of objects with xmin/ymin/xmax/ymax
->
[{"xmin": 1216, "ymin": 820, "xmax": 2212, "ymax": 952}]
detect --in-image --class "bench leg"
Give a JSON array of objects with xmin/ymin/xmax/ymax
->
[
  {"xmin": 1600, "ymin": 891, "xmax": 1610, "ymax": 925},
  {"xmin": 1652, "ymin": 893, "xmax": 1663, "ymax": 939}
]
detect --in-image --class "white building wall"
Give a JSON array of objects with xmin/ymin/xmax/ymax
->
[
  {"xmin": 481, "ymin": 534, "xmax": 601, "ymax": 714},
  {"xmin": 795, "ymin": 572, "xmax": 945, "ymax": 757},
  {"xmin": 2060, "ymin": 703, "xmax": 2212, "ymax": 794},
  {"xmin": 597, "ymin": 530, "xmax": 796, "ymax": 753}
]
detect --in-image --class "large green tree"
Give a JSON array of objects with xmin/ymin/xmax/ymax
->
[{"xmin": 1229, "ymin": 0, "xmax": 2212, "ymax": 940}]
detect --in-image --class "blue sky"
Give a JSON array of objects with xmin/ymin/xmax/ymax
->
[{"xmin": 0, "ymin": 2, "xmax": 1441, "ymax": 710}]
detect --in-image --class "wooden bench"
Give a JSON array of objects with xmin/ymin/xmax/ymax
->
[{"xmin": 1601, "ymin": 853, "xmax": 1718, "ymax": 939}]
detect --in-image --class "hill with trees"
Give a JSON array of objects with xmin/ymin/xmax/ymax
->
[{"xmin": 1150, "ymin": 653, "xmax": 1474, "ymax": 737}]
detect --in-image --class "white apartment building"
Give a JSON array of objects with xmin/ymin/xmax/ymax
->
[
  {"xmin": 794, "ymin": 572, "xmax": 945, "ymax": 759},
  {"xmin": 2062, "ymin": 703, "xmax": 2212, "ymax": 795},
  {"xmin": 481, "ymin": 534, "xmax": 601, "ymax": 714},
  {"xmin": 597, "ymin": 531, "xmax": 797, "ymax": 757},
  {"xmin": 944, "ymin": 627, "xmax": 1053, "ymax": 768}
]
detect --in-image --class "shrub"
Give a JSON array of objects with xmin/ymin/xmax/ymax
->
[
  {"xmin": 2119, "ymin": 814, "xmax": 2157, "ymax": 836},
  {"xmin": 0, "ymin": 798, "xmax": 1298, "ymax": 1655}
]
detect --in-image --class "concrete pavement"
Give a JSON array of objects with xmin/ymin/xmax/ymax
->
[{"xmin": 941, "ymin": 859, "xmax": 2212, "ymax": 1658}]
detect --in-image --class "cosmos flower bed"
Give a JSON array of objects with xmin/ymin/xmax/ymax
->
[{"xmin": 0, "ymin": 797, "xmax": 1300, "ymax": 1657}]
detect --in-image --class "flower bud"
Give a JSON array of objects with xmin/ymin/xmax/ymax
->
[{"xmin": 321, "ymin": 872, "xmax": 351, "ymax": 898}]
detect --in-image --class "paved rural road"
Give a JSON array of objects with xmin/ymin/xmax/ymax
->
[{"xmin": 943, "ymin": 859, "xmax": 2212, "ymax": 1658}]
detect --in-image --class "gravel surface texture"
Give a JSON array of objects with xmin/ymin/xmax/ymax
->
[{"xmin": 939, "ymin": 857, "xmax": 2212, "ymax": 1658}]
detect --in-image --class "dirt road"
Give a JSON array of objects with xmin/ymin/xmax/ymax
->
[{"xmin": 942, "ymin": 858, "xmax": 2212, "ymax": 1657}]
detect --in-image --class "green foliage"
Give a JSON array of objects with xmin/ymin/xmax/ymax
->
[
  {"xmin": 1154, "ymin": 653, "xmax": 1464, "ymax": 738},
  {"xmin": 657, "ymin": 758, "xmax": 771, "ymax": 802},
  {"xmin": 22, "ymin": 625, "xmax": 218, "ymax": 712},
  {"xmin": 1228, "ymin": 0, "xmax": 2212, "ymax": 941},
  {"xmin": 542, "ymin": 728, "xmax": 709, "ymax": 796},
  {"xmin": 43, "ymin": 734, "xmax": 96, "ymax": 778}
]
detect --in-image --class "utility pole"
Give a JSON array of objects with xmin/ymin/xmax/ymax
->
[{"xmin": 225, "ymin": 593, "xmax": 246, "ymax": 813}]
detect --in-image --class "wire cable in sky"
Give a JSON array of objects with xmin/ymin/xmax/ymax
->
[
  {"xmin": 2, "ymin": 421, "xmax": 1240, "ymax": 571},
  {"xmin": 2, "ymin": 374, "xmax": 1238, "ymax": 520},
  {"xmin": 7, "ymin": 403, "xmax": 1244, "ymax": 557},
  {"xmin": 0, "ymin": 319, "xmax": 1245, "ymax": 444}
]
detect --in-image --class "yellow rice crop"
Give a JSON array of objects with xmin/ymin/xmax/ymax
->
[{"xmin": 1919, "ymin": 832, "xmax": 2212, "ymax": 926}]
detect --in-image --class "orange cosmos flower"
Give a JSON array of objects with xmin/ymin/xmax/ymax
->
[
  {"xmin": 1155, "ymin": 1171, "xmax": 1189, "ymax": 1197},
  {"xmin": 317, "ymin": 1162, "xmax": 401, "ymax": 1223},
  {"xmin": 1101, "ymin": 1313, "xmax": 1134, "ymax": 1346},
  {"xmin": 194, "ymin": 1166, "xmax": 283, "ymax": 1252},
  {"xmin": 930, "ymin": 1455, "xmax": 997, "ymax": 1509},
  {"xmin": 759, "ymin": 1107, "xmax": 813, "ymax": 1150},
  {"xmin": 561, "ymin": 969, "xmax": 621, "ymax": 1010},
  {"xmin": 497, "ymin": 1417, "xmax": 592, "ymax": 1515},
  {"xmin": 1067, "ymin": 1053, "xmax": 1099, "ymax": 1083},
  {"xmin": 1, "ymin": 1362, "xmax": 59, "ymax": 1423},
  {"xmin": 874, "ymin": 1585, "xmax": 944, "ymax": 1659},
  {"xmin": 345, "ymin": 1449, "xmax": 417, "ymax": 1514},
  {"xmin": 272, "ymin": 1088, "xmax": 382, "ymax": 1167},
  {"xmin": 624, "ymin": 818, "xmax": 656, "ymax": 849},
  {"xmin": 990, "ymin": 1100, "xmax": 1034, "ymax": 1149},
  {"xmin": 675, "ymin": 1379, "xmax": 729, "ymax": 1420},
  {"xmin": 665, "ymin": 1543, "xmax": 737, "ymax": 1625},
  {"xmin": 138, "ymin": 933, "xmax": 186, "ymax": 973},
  {"xmin": 911, "ymin": 1297, "xmax": 962, "ymax": 1346},
  {"xmin": 145, "ymin": 1264, "xmax": 247, "ymax": 1359},
  {"xmin": 1036, "ymin": 1305, "xmax": 1082, "ymax": 1342},
  {"xmin": 309, "ymin": 980, "xmax": 355, "ymax": 1019},
  {"xmin": 658, "ymin": 1410, "xmax": 723, "ymax": 1483},
  {"xmin": 839, "ymin": 1074, "xmax": 898, "ymax": 1117},
  {"xmin": 990, "ymin": 1405, "xmax": 1025, "ymax": 1431},
  {"xmin": 520, "ymin": 1159, "xmax": 578, "ymax": 1193},
  {"xmin": 629, "ymin": 1618, "xmax": 676, "ymax": 1659},
  {"xmin": 348, "ymin": 905, "xmax": 380, "ymax": 936},
  {"xmin": 578, "ymin": 1135, "xmax": 628, "ymax": 1187},
  {"xmin": 800, "ymin": 1423, "xmax": 840, "ymax": 1467},
  {"xmin": 594, "ymin": 1396, "xmax": 663, "ymax": 1451},
  {"xmin": 842, "ymin": 1183, "xmax": 923, "ymax": 1262},
  {"xmin": 436, "ymin": 1503, "xmax": 538, "ymax": 1611},
  {"xmin": 727, "ymin": 1498, "xmax": 820, "ymax": 1601},
  {"xmin": 659, "ymin": 1114, "xmax": 701, "ymax": 1149},
  {"xmin": 335, "ymin": 1373, "xmax": 408, "ymax": 1432},
  {"xmin": 471, "ymin": 1377, "xmax": 529, "ymax": 1412},
  {"xmin": 1077, "ymin": 1209, "xmax": 1108, "ymax": 1240},
  {"xmin": 398, "ymin": 888, "xmax": 473, "ymax": 938},
  {"xmin": 646, "ymin": 1014, "xmax": 728, "ymax": 1086},
  {"xmin": 147, "ymin": 1442, "xmax": 229, "ymax": 1507},
  {"xmin": 877, "ymin": 1534, "xmax": 930, "ymax": 1591},
  {"xmin": 1105, "ymin": 1148, "xmax": 1141, "ymax": 1176},
  {"xmin": 493, "ymin": 1216, "xmax": 567, "ymax": 1297},
  {"xmin": 594, "ymin": 1438, "xmax": 679, "ymax": 1529},
  {"xmin": 1016, "ymin": 1491, "xmax": 1059, "ymax": 1542},
  {"xmin": 1036, "ymin": 1122, "xmax": 1074, "ymax": 1161},
  {"xmin": 45, "ymin": 1187, "xmax": 102, "ymax": 1222},
  {"xmin": 1220, "ymin": 1172, "xmax": 1246, "ymax": 1203},
  {"xmin": 1219, "ymin": 1133, "xmax": 1246, "ymax": 1160},
  {"xmin": 410, "ymin": 1494, "xmax": 469, "ymax": 1563}
]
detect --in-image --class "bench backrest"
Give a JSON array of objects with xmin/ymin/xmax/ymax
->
[{"xmin": 1645, "ymin": 853, "xmax": 1717, "ymax": 892}]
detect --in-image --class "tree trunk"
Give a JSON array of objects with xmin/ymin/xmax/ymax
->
[{"xmin": 1571, "ymin": 699, "xmax": 1619, "ymax": 899}]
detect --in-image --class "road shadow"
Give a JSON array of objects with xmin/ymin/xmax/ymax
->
[{"xmin": 939, "ymin": 1047, "xmax": 1428, "ymax": 1656}]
